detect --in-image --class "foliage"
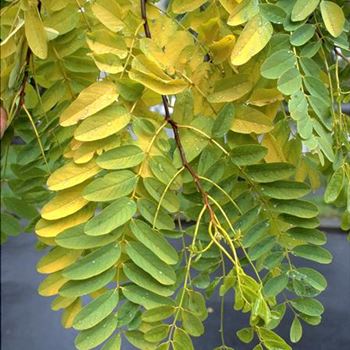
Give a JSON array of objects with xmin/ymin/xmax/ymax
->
[{"xmin": 1, "ymin": 0, "xmax": 350, "ymax": 349}]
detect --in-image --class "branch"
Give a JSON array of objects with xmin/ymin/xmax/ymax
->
[{"xmin": 140, "ymin": 0, "xmax": 215, "ymax": 220}]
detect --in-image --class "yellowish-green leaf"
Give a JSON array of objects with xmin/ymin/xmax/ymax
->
[
  {"xmin": 74, "ymin": 104, "xmax": 130, "ymax": 142},
  {"xmin": 47, "ymin": 160, "xmax": 100, "ymax": 191},
  {"xmin": 320, "ymin": 1, "xmax": 345, "ymax": 37},
  {"xmin": 60, "ymin": 81, "xmax": 118, "ymax": 127},
  {"xmin": 172, "ymin": 0, "xmax": 208, "ymax": 14},
  {"xmin": 24, "ymin": 6, "xmax": 48, "ymax": 59},
  {"xmin": 96, "ymin": 145, "xmax": 144, "ymax": 170},
  {"xmin": 83, "ymin": 170, "xmax": 137, "ymax": 202},
  {"xmin": 41, "ymin": 183, "xmax": 89, "ymax": 220},
  {"xmin": 37, "ymin": 247, "xmax": 82, "ymax": 274},
  {"xmin": 84, "ymin": 197, "xmax": 136, "ymax": 236},
  {"xmin": 38, "ymin": 271, "xmax": 69, "ymax": 297},
  {"xmin": 91, "ymin": 0, "xmax": 124, "ymax": 32},
  {"xmin": 291, "ymin": 0, "xmax": 320, "ymax": 21},
  {"xmin": 208, "ymin": 74, "xmax": 252, "ymax": 103},
  {"xmin": 36, "ymin": 205, "xmax": 95, "ymax": 238},
  {"xmin": 227, "ymin": 0, "xmax": 259, "ymax": 26},
  {"xmin": 231, "ymin": 15, "xmax": 273, "ymax": 66},
  {"xmin": 230, "ymin": 106, "xmax": 273, "ymax": 134}
]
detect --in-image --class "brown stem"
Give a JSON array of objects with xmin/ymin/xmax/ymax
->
[{"xmin": 140, "ymin": 0, "xmax": 215, "ymax": 221}]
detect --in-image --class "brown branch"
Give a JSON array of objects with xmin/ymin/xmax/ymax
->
[{"xmin": 140, "ymin": 0, "xmax": 215, "ymax": 221}]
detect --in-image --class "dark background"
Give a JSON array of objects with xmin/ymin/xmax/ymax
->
[{"xmin": 1, "ymin": 229, "xmax": 349, "ymax": 350}]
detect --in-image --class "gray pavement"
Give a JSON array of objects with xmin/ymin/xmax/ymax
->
[{"xmin": 1, "ymin": 231, "xmax": 349, "ymax": 350}]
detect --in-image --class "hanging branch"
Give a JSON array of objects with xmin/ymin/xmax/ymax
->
[{"xmin": 140, "ymin": 0, "xmax": 216, "ymax": 221}]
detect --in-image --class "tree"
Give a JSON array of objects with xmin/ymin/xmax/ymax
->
[{"xmin": 0, "ymin": 0, "xmax": 349, "ymax": 349}]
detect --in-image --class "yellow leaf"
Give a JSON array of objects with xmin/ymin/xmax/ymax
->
[
  {"xmin": 38, "ymin": 272, "xmax": 68, "ymax": 297},
  {"xmin": 91, "ymin": 0, "xmax": 124, "ymax": 32},
  {"xmin": 172, "ymin": 0, "xmax": 208, "ymax": 14},
  {"xmin": 41, "ymin": 184, "xmax": 89, "ymax": 220},
  {"xmin": 35, "ymin": 205, "xmax": 95, "ymax": 238},
  {"xmin": 320, "ymin": 1, "xmax": 345, "ymax": 38},
  {"xmin": 74, "ymin": 104, "xmax": 130, "ymax": 142},
  {"xmin": 227, "ymin": 0, "xmax": 259, "ymax": 26},
  {"xmin": 47, "ymin": 160, "xmax": 100, "ymax": 191},
  {"xmin": 129, "ymin": 55, "xmax": 188, "ymax": 95},
  {"xmin": 61, "ymin": 299, "xmax": 82, "ymax": 328},
  {"xmin": 24, "ymin": 5, "xmax": 48, "ymax": 59},
  {"xmin": 262, "ymin": 134, "xmax": 286, "ymax": 162},
  {"xmin": 87, "ymin": 29, "xmax": 127, "ymax": 58},
  {"xmin": 231, "ymin": 15, "xmax": 273, "ymax": 66},
  {"xmin": 89, "ymin": 53, "xmax": 123, "ymax": 74},
  {"xmin": 37, "ymin": 247, "xmax": 82, "ymax": 274},
  {"xmin": 230, "ymin": 105, "xmax": 273, "ymax": 134},
  {"xmin": 60, "ymin": 81, "xmax": 118, "ymax": 126},
  {"xmin": 209, "ymin": 35, "xmax": 236, "ymax": 63}
]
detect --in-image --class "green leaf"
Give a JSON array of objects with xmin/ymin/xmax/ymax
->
[
  {"xmin": 320, "ymin": 1, "xmax": 345, "ymax": 37},
  {"xmin": 271, "ymin": 199, "xmax": 319, "ymax": 218},
  {"xmin": 55, "ymin": 225, "xmax": 122, "ymax": 249},
  {"xmin": 292, "ymin": 245, "xmax": 333, "ymax": 264},
  {"xmin": 142, "ymin": 306, "xmax": 175, "ymax": 323},
  {"xmin": 236, "ymin": 327, "xmax": 254, "ymax": 343},
  {"xmin": 3, "ymin": 197, "xmax": 38, "ymax": 220},
  {"xmin": 125, "ymin": 330, "xmax": 157, "ymax": 350},
  {"xmin": 126, "ymin": 241, "xmax": 176, "ymax": 285},
  {"xmin": 122, "ymin": 284, "xmax": 174, "ymax": 310},
  {"xmin": 290, "ymin": 298, "xmax": 324, "ymax": 316},
  {"xmin": 144, "ymin": 325, "xmax": 170, "ymax": 343},
  {"xmin": 261, "ymin": 181, "xmax": 310, "ymax": 199},
  {"xmin": 261, "ymin": 50, "xmax": 296, "ymax": 79},
  {"xmin": 181, "ymin": 309, "xmax": 204, "ymax": 337},
  {"xmin": 83, "ymin": 171, "xmax": 137, "ymax": 202},
  {"xmin": 123, "ymin": 263, "xmax": 175, "ymax": 297},
  {"xmin": 173, "ymin": 328, "xmax": 194, "ymax": 350},
  {"xmin": 287, "ymin": 227, "xmax": 326, "ymax": 245},
  {"xmin": 73, "ymin": 290, "xmax": 119, "ymax": 330},
  {"xmin": 75, "ymin": 313, "xmax": 117, "ymax": 350},
  {"xmin": 248, "ymin": 237, "xmax": 275, "ymax": 260},
  {"xmin": 292, "ymin": 267, "xmax": 327, "ymax": 292},
  {"xmin": 260, "ymin": 4, "xmax": 286, "ymax": 24},
  {"xmin": 231, "ymin": 15, "xmax": 273, "ymax": 66},
  {"xmin": 245, "ymin": 163, "xmax": 295, "ymax": 183},
  {"xmin": 290, "ymin": 317, "xmax": 303, "ymax": 343},
  {"xmin": 263, "ymin": 274, "xmax": 288, "ymax": 297},
  {"xmin": 101, "ymin": 334, "xmax": 121, "ymax": 350},
  {"xmin": 137, "ymin": 198, "xmax": 175, "ymax": 230},
  {"xmin": 149, "ymin": 156, "xmax": 182, "ymax": 190},
  {"xmin": 212, "ymin": 104, "xmax": 235, "ymax": 138},
  {"xmin": 1, "ymin": 212, "xmax": 21, "ymax": 236},
  {"xmin": 291, "ymin": 0, "xmax": 320, "ymax": 21},
  {"xmin": 242, "ymin": 220, "xmax": 270, "ymax": 248},
  {"xmin": 59, "ymin": 268, "xmax": 115, "ymax": 297},
  {"xmin": 277, "ymin": 68, "xmax": 302, "ymax": 95},
  {"xmin": 230, "ymin": 144, "xmax": 268, "ymax": 166},
  {"xmin": 96, "ymin": 145, "xmax": 144, "ymax": 170},
  {"xmin": 259, "ymin": 328, "xmax": 291, "ymax": 350},
  {"xmin": 290, "ymin": 24, "xmax": 315, "ymax": 46},
  {"xmin": 324, "ymin": 168, "xmax": 344, "ymax": 203},
  {"xmin": 63, "ymin": 243, "xmax": 121, "ymax": 280},
  {"xmin": 84, "ymin": 197, "xmax": 136, "ymax": 236},
  {"xmin": 130, "ymin": 220, "xmax": 178, "ymax": 265},
  {"xmin": 74, "ymin": 104, "xmax": 130, "ymax": 142},
  {"xmin": 143, "ymin": 177, "xmax": 180, "ymax": 213}
]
